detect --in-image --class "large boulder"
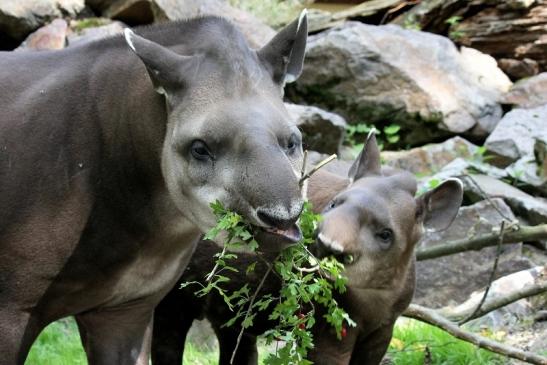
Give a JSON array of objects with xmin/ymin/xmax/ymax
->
[
  {"xmin": 462, "ymin": 174, "xmax": 547, "ymax": 225},
  {"xmin": 485, "ymin": 105, "xmax": 547, "ymax": 165},
  {"xmin": 289, "ymin": 22, "xmax": 511, "ymax": 145},
  {"xmin": 15, "ymin": 18, "xmax": 68, "ymax": 51},
  {"xmin": 285, "ymin": 103, "xmax": 346, "ymax": 155},
  {"xmin": 102, "ymin": 0, "xmax": 275, "ymax": 48},
  {"xmin": 0, "ymin": 0, "xmax": 84, "ymax": 41},
  {"xmin": 415, "ymin": 198, "xmax": 533, "ymax": 308},
  {"xmin": 501, "ymin": 73, "xmax": 547, "ymax": 109},
  {"xmin": 381, "ymin": 136, "xmax": 478, "ymax": 176}
]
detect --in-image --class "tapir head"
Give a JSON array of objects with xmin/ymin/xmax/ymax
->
[
  {"xmin": 124, "ymin": 14, "xmax": 309, "ymax": 247},
  {"xmin": 316, "ymin": 133, "xmax": 463, "ymax": 289}
]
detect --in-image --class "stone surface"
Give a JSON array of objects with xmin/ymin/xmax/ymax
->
[
  {"xmin": 438, "ymin": 266, "xmax": 546, "ymax": 330},
  {"xmin": 16, "ymin": 18, "xmax": 67, "ymax": 51},
  {"xmin": 381, "ymin": 136, "xmax": 478, "ymax": 176},
  {"xmin": 498, "ymin": 58, "xmax": 539, "ymax": 80},
  {"xmin": 0, "ymin": 0, "xmax": 84, "ymax": 40},
  {"xmin": 505, "ymin": 156, "xmax": 547, "ymax": 196},
  {"xmin": 485, "ymin": 105, "xmax": 547, "ymax": 165},
  {"xmin": 501, "ymin": 73, "xmax": 547, "ymax": 109},
  {"xmin": 393, "ymin": 0, "xmax": 547, "ymax": 73},
  {"xmin": 454, "ymin": 1, "xmax": 547, "ymax": 73},
  {"xmin": 67, "ymin": 18, "xmax": 126, "ymax": 45},
  {"xmin": 415, "ymin": 198, "xmax": 533, "ymax": 308},
  {"xmin": 462, "ymin": 174, "xmax": 547, "ymax": 225},
  {"xmin": 103, "ymin": 0, "xmax": 275, "ymax": 48},
  {"xmin": 289, "ymin": 22, "xmax": 511, "ymax": 145},
  {"xmin": 285, "ymin": 103, "xmax": 347, "ymax": 155}
]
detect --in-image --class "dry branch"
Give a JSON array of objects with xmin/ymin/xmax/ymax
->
[
  {"xmin": 416, "ymin": 224, "xmax": 547, "ymax": 261},
  {"xmin": 403, "ymin": 304, "xmax": 547, "ymax": 365}
]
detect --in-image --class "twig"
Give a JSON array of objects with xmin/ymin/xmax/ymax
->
[
  {"xmin": 205, "ymin": 244, "xmax": 228, "ymax": 282},
  {"xmin": 458, "ymin": 220, "xmax": 505, "ymax": 324},
  {"xmin": 230, "ymin": 258, "xmax": 276, "ymax": 364},
  {"xmin": 403, "ymin": 304, "xmax": 547, "ymax": 365},
  {"xmin": 461, "ymin": 174, "xmax": 516, "ymax": 222},
  {"xmin": 299, "ymin": 154, "xmax": 337, "ymax": 187},
  {"xmin": 416, "ymin": 224, "xmax": 547, "ymax": 260}
]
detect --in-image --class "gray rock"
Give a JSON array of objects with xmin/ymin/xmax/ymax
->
[
  {"xmin": 103, "ymin": 0, "xmax": 275, "ymax": 48},
  {"xmin": 498, "ymin": 58, "xmax": 539, "ymax": 81},
  {"xmin": 415, "ymin": 198, "xmax": 534, "ymax": 308},
  {"xmin": 381, "ymin": 136, "xmax": 479, "ymax": 176},
  {"xmin": 505, "ymin": 155, "xmax": 547, "ymax": 196},
  {"xmin": 67, "ymin": 19, "xmax": 126, "ymax": 46},
  {"xmin": 285, "ymin": 103, "xmax": 346, "ymax": 155},
  {"xmin": 418, "ymin": 158, "xmax": 508, "ymax": 194},
  {"xmin": 462, "ymin": 174, "xmax": 547, "ymax": 225},
  {"xmin": 501, "ymin": 73, "xmax": 547, "ymax": 109},
  {"xmin": 438, "ymin": 266, "xmax": 545, "ymax": 330},
  {"xmin": 485, "ymin": 105, "xmax": 547, "ymax": 165},
  {"xmin": 0, "ymin": 0, "xmax": 84, "ymax": 40},
  {"xmin": 290, "ymin": 22, "xmax": 511, "ymax": 145},
  {"xmin": 15, "ymin": 18, "xmax": 67, "ymax": 51}
]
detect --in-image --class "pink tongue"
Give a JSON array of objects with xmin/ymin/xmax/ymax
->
[{"xmin": 266, "ymin": 225, "xmax": 302, "ymax": 242}]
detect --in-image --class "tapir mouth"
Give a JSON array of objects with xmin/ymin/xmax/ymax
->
[{"xmin": 261, "ymin": 224, "xmax": 303, "ymax": 243}]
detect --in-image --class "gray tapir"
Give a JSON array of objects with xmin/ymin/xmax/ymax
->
[
  {"xmin": 151, "ymin": 134, "xmax": 463, "ymax": 365},
  {"xmin": 0, "ymin": 13, "xmax": 308, "ymax": 365}
]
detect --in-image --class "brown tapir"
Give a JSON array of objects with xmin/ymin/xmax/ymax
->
[
  {"xmin": 0, "ymin": 13, "xmax": 309, "ymax": 365},
  {"xmin": 151, "ymin": 134, "xmax": 463, "ymax": 365}
]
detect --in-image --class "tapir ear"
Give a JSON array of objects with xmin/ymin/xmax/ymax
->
[
  {"xmin": 416, "ymin": 179, "xmax": 463, "ymax": 231},
  {"xmin": 124, "ymin": 28, "xmax": 195, "ymax": 95},
  {"xmin": 348, "ymin": 130, "xmax": 381, "ymax": 182},
  {"xmin": 258, "ymin": 9, "xmax": 308, "ymax": 87}
]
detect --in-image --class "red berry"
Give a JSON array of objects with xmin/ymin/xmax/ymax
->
[
  {"xmin": 299, "ymin": 322, "xmax": 306, "ymax": 330},
  {"xmin": 298, "ymin": 313, "xmax": 305, "ymax": 320},
  {"xmin": 340, "ymin": 326, "xmax": 347, "ymax": 338}
]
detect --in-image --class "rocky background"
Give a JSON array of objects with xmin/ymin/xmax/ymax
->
[{"xmin": 2, "ymin": 0, "xmax": 546, "ymax": 361}]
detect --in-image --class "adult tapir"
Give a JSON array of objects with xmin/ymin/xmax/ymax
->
[
  {"xmin": 0, "ymin": 12, "xmax": 309, "ymax": 365},
  {"xmin": 151, "ymin": 134, "xmax": 463, "ymax": 365}
]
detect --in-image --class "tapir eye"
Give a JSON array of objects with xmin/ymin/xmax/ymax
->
[
  {"xmin": 190, "ymin": 140, "xmax": 213, "ymax": 161},
  {"xmin": 376, "ymin": 228, "xmax": 394, "ymax": 248}
]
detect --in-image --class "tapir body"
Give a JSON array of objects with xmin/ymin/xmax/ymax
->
[
  {"xmin": 0, "ymin": 15, "xmax": 309, "ymax": 365},
  {"xmin": 152, "ymin": 135, "xmax": 463, "ymax": 365}
]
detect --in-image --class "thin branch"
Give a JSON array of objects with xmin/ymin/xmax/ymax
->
[
  {"xmin": 299, "ymin": 154, "xmax": 337, "ymax": 187},
  {"xmin": 403, "ymin": 304, "xmax": 547, "ymax": 365},
  {"xmin": 205, "ymin": 244, "xmax": 228, "ymax": 282},
  {"xmin": 416, "ymin": 224, "xmax": 547, "ymax": 261},
  {"xmin": 440, "ymin": 281, "xmax": 547, "ymax": 323},
  {"xmin": 458, "ymin": 220, "xmax": 505, "ymax": 324},
  {"xmin": 230, "ymin": 258, "xmax": 276, "ymax": 365},
  {"xmin": 461, "ymin": 174, "xmax": 516, "ymax": 222}
]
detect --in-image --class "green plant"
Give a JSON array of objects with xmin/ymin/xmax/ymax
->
[
  {"xmin": 388, "ymin": 319, "xmax": 505, "ymax": 365},
  {"xmin": 383, "ymin": 123, "xmax": 401, "ymax": 144},
  {"xmin": 445, "ymin": 16, "xmax": 465, "ymax": 40},
  {"xmin": 403, "ymin": 14, "xmax": 422, "ymax": 31},
  {"xmin": 189, "ymin": 201, "xmax": 355, "ymax": 364}
]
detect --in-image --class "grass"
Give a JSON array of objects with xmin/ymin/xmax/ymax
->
[
  {"xmin": 26, "ymin": 317, "xmax": 516, "ymax": 364},
  {"xmin": 388, "ymin": 318, "xmax": 506, "ymax": 365}
]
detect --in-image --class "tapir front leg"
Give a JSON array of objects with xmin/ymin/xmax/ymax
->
[
  {"xmin": 75, "ymin": 306, "xmax": 154, "ymax": 365},
  {"xmin": 349, "ymin": 325, "xmax": 394, "ymax": 365},
  {"xmin": 0, "ymin": 309, "xmax": 43, "ymax": 365}
]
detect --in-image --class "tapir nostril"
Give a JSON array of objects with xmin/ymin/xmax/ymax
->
[{"xmin": 257, "ymin": 210, "xmax": 296, "ymax": 230}]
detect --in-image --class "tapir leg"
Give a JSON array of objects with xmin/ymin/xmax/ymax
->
[
  {"xmin": 215, "ymin": 326, "xmax": 258, "ymax": 365},
  {"xmin": 0, "ymin": 310, "xmax": 43, "ymax": 365},
  {"xmin": 151, "ymin": 295, "xmax": 195, "ymax": 365},
  {"xmin": 75, "ymin": 306, "xmax": 154, "ymax": 365},
  {"xmin": 349, "ymin": 325, "xmax": 394, "ymax": 365}
]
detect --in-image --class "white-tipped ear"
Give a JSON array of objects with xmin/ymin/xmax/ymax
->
[
  {"xmin": 258, "ymin": 10, "xmax": 308, "ymax": 87},
  {"xmin": 124, "ymin": 28, "xmax": 136, "ymax": 52},
  {"xmin": 417, "ymin": 178, "xmax": 463, "ymax": 232}
]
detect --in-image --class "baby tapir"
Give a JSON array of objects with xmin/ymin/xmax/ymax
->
[{"xmin": 151, "ymin": 134, "xmax": 463, "ymax": 365}]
